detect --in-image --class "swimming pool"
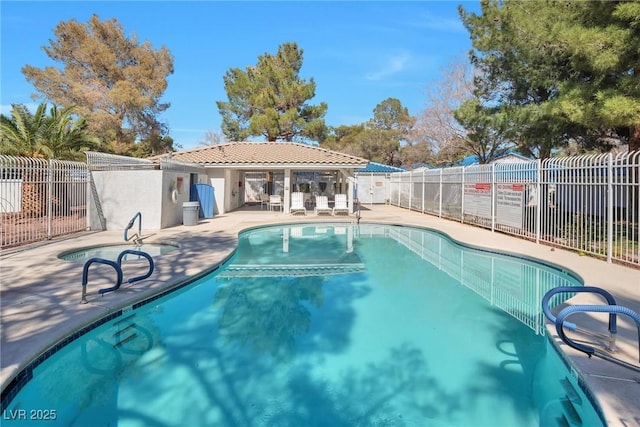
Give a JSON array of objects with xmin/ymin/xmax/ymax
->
[
  {"xmin": 2, "ymin": 224, "xmax": 604, "ymax": 426},
  {"xmin": 58, "ymin": 243, "xmax": 179, "ymax": 262}
]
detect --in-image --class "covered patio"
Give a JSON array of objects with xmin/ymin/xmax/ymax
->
[{"xmin": 157, "ymin": 142, "xmax": 369, "ymax": 215}]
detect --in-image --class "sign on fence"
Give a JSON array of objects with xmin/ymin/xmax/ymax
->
[
  {"xmin": 496, "ymin": 183, "xmax": 525, "ymax": 228},
  {"xmin": 464, "ymin": 183, "xmax": 492, "ymax": 219}
]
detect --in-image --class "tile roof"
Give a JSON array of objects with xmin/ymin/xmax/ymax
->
[
  {"xmin": 356, "ymin": 161, "xmax": 404, "ymax": 173},
  {"xmin": 152, "ymin": 142, "xmax": 370, "ymax": 168}
]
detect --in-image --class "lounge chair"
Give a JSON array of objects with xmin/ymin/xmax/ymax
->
[
  {"xmin": 290, "ymin": 192, "xmax": 307, "ymax": 215},
  {"xmin": 333, "ymin": 194, "xmax": 349, "ymax": 216},
  {"xmin": 314, "ymin": 195, "xmax": 333, "ymax": 216},
  {"xmin": 269, "ymin": 194, "xmax": 283, "ymax": 212}
]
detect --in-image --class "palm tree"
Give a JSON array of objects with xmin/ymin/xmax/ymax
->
[
  {"xmin": 42, "ymin": 105, "xmax": 101, "ymax": 161},
  {"xmin": 1, "ymin": 102, "xmax": 101, "ymax": 216},
  {"xmin": 0, "ymin": 103, "xmax": 49, "ymax": 157}
]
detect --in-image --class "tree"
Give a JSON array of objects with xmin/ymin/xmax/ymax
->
[
  {"xmin": 320, "ymin": 98, "xmax": 415, "ymax": 165},
  {"xmin": 198, "ymin": 130, "xmax": 226, "ymax": 146},
  {"xmin": 0, "ymin": 102, "xmax": 100, "ymax": 160},
  {"xmin": 321, "ymin": 124, "xmax": 366, "ymax": 157},
  {"xmin": 21, "ymin": 14, "xmax": 174, "ymax": 154},
  {"xmin": 366, "ymin": 98, "xmax": 416, "ymax": 166},
  {"xmin": 453, "ymin": 99, "xmax": 514, "ymax": 163},
  {"xmin": 217, "ymin": 42, "xmax": 328, "ymax": 142},
  {"xmin": 0, "ymin": 102, "xmax": 101, "ymax": 216},
  {"xmin": 458, "ymin": 0, "xmax": 640, "ymax": 157},
  {"xmin": 130, "ymin": 126, "xmax": 178, "ymax": 158},
  {"xmin": 409, "ymin": 58, "xmax": 513, "ymax": 166},
  {"xmin": 1, "ymin": 103, "xmax": 49, "ymax": 158}
]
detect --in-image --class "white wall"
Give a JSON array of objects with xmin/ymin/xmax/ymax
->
[
  {"xmin": 208, "ymin": 170, "xmax": 226, "ymax": 215},
  {"xmin": 0, "ymin": 180, "xmax": 21, "ymax": 213},
  {"xmin": 90, "ymin": 169, "xmax": 190, "ymax": 231},
  {"xmin": 228, "ymin": 169, "xmax": 242, "ymax": 211},
  {"xmin": 356, "ymin": 173, "xmax": 390, "ymax": 204},
  {"xmin": 161, "ymin": 171, "xmax": 191, "ymax": 228}
]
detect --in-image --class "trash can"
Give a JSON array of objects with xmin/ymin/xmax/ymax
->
[{"xmin": 182, "ymin": 202, "xmax": 200, "ymax": 226}]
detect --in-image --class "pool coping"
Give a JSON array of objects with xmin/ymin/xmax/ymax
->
[{"xmin": 1, "ymin": 205, "xmax": 639, "ymax": 426}]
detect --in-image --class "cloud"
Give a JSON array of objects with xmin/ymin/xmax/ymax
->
[
  {"xmin": 410, "ymin": 13, "xmax": 466, "ymax": 33},
  {"xmin": 365, "ymin": 53, "xmax": 411, "ymax": 81}
]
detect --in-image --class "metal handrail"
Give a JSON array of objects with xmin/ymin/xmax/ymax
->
[
  {"xmin": 124, "ymin": 212, "xmax": 142, "ymax": 243},
  {"xmin": 542, "ymin": 286, "xmax": 618, "ymax": 333},
  {"xmin": 81, "ymin": 258, "xmax": 123, "ymax": 303},
  {"xmin": 117, "ymin": 250, "xmax": 154, "ymax": 283},
  {"xmin": 556, "ymin": 305, "xmax": 640, "ymax": 366},
  {"xmin": 81, "ymin": 249, "xmax": 154, "ymax": 303}
]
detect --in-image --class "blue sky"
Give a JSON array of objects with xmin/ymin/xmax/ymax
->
[{"xmin": 1, "ymin": 1, "xmax": 479, "ymax": 150}]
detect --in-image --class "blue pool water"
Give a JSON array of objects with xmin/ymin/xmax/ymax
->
[
  {"xmin": 4, "ymin": 224, "xmax": 604, "ymax": 426},
  {"xmin": 58, "ymin": 243, "xmax": 179, "ymax": 262}
]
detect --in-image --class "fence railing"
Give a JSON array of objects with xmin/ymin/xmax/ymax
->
[
  {"xmin": 388, "ymin": 151, "xmax": 640, "ymax": 268},
  {"xmin": 0, "ymin": 155, "xmax": 89, "ymax": 249}
]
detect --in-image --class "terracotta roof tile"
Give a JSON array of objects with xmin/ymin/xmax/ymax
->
[{"xmin": 152, "ymin": 142, "xmax": 369, "ymax": 167}]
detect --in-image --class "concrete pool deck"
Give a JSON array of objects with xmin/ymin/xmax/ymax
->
[{"xmin": 1, "ymin": 204, "xmax": 638, "ymax": 425}]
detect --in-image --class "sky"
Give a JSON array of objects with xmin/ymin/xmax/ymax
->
[{"xmin": 1, "ymin": 1, "xmax": 480, "ymax": 150}]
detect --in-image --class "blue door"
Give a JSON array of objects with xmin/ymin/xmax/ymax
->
[{"xmin": 191, "ymin": 184, "xmax": 215, "ymax": 218}]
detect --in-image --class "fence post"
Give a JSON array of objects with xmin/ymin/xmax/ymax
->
[
  {"xmin": 491, "ymin": 163, "xmax": 496, "ymax": 232},
  {"xmin": 409, "ymin": 170, "xmax": 413, "ymax": 211},
  {"xmin": 47, "ymin": 159, "xmax": 53, "ymax": 240},
  {"xmin": 439, "ymin": 169, "xmax": 443, "ymax": 218},
  {"xmin": 607, "ymin": 153, "xmax": 613, "ymax": 264},
  {"xmin": 461, "ymin": 167, "xmax": 465, "ymax": 223},
  {"xmin": 535, "ymin": 159, "xmax": 541, "ymax": 244},
  {"xmin": 422, "ymin": 169, "xmax": 425, "ymax": 213}
]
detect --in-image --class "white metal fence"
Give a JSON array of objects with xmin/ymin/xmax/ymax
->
[
  {"xmin": 388, "ymin": 151, "xmax": 640, "ymax": 268},
  {"xmin": 0, "ymin": 155, "xmax": 89, "ymax": 249}
]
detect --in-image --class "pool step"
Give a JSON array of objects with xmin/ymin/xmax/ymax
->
[
  {"xmin": 559, "ymin": 377, "xmax": 583, "ymax": 426},
  {"xmin": 113, "ymin": 313, "xmax": 138, "ymax": 348},
  {"xmin": 560, "ymin": 377, "xmax": 582, "ymax": 405}
]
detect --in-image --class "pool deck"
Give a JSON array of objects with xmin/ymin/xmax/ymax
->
[{"xmin": 1, "ymin": 204, "xmax": 639, "ymax": 425}]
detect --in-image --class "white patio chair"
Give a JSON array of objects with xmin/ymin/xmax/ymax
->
[
  {"xmin": 333, "ymin": 194, "xmax": 349, "ymax": 216},
  {"xmin": 260, "ymin": 193, "xmax": 270, "ymax": 210},
  {"xmin": 314, "ymin": 195, "xmax": 333, "ymax": 216},
  {"xmin": 269, "ymin": 194, "xmax": 283, "ymax": 212},
  {"xmin": 290, "ymin": 192, "xmax": 307, "ymax": 215}
]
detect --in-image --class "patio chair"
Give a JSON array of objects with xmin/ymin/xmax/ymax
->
[
  {"xmin": 269, "ymin": 194, "xmax": 283, "ymax": 212},
  {"xmin": 314, "ymin": 195, "xmax": 333, "ymax": 216},
  {"xmin": 290, "ymin": 192, "xmax": 307, "ymax": 215},
  {"xmin": 260, "ymin": 193, "xmax": 270, "ymax": 210},
  {"xmin": 333, "ymin": 194, "xmax": 349, "ymax": 216}
]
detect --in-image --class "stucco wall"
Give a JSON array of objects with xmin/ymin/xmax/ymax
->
[
  {"xmin": 90, "ymin": 169, "xmax": 190, "ymax": 231},
  {"xmin": 208, "ymin": 170, "xmax": 226, "ymax": 215},
  {"xmin": 161, "ymin": 171, "xmax": 191, "ymax": 228}
]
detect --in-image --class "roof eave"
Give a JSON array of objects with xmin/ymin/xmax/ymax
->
[{"xmin": 201, "ymin": 162, "xmax": 369, "ymax": 169}]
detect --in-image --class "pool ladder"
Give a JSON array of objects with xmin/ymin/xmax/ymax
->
[
  {"xmin": 542, "ymin": 286, "xmax": 640, "ymax": 372},
  {"xmin": 81, "ymin": 249, "xmax": 154, "ymax": 303},
  {"xmin": 124, "ymin": 211, "xmax": 143, "ymax": 245}
]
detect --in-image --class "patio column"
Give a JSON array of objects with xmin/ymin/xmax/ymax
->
[
  {"xmin": 284, "ymin": 169, "xmax": 291, "ymax": 214},
  {"xmin": 338, "ymin": 169, "xmax": 356, "ymax": 214},
  {"xmin": 347, "ymin": 177, "xmax": 355, "ymax": 213}
]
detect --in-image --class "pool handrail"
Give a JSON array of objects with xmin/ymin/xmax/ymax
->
[
  {"xmin": 542, "ymin": 286, "xmax": 618, "ymax": 333},
  {"xmin": 116, "ymin": 250, "xmax": 155, "ymax": 283},
  {"xmin": 124, "ymin": 212, "xmax": 142, "ymax": 244},
  {"xmin": 555, "ymin": 304, "xmax": 640, "ymax": 366},
  {"xmin": 81, "ymin": 250, "xmax": 154, "ymax": 303},
  {"xmin": 81, "ymin": 258, "xmax": 123, "ymax": 303}
]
